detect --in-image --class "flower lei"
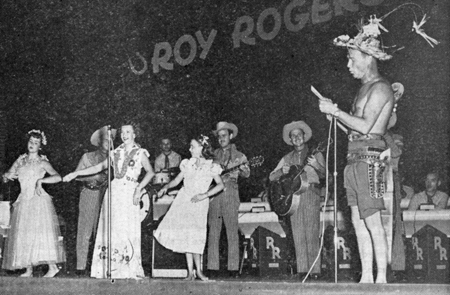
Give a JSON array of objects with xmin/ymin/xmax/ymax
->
[
  {"xmin": 18, "ymin": 154, "xmax": 49, "ymax": 167},
  {"xmin": 28, "ymin": 129, "xmax": 47, "ymax": 145},
  {"xmin": 113, "ymin": 145, "xmax": 139, "ymax": 179}
]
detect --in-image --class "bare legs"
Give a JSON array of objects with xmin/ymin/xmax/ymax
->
[
  {"xmin": 19, "ymin": 263, "xmax": 60, "ymax": 278},
  {"xmin": 351, "ymin": 206, "xmax": 387, "ymax": 284},
  {"xmin": 185, "ymin": 253, "xmax": 208, "ymax": 281}
]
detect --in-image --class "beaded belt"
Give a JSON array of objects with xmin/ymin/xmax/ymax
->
[
  {"xmin": 347, "ymin": 147, "xmax": 386, "ymax": 165},
  {"xmin": 348, "ymin": 133, "xmax": 384, "ymax": 142},
  {"xmin": 83, "ymin": 181, "xmax": 106, "ymax": 191}
]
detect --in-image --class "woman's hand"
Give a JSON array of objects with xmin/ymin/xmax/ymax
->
[
  {"xmin": 157, "ymin": 186, "xmax": 168, "ymax": 198},
  {"xmin": 3, "ymin": 172, "xmax": 18, "ymax": 182},
  {"xmin": 191, "ymin": 193, "xmax": 208, "ymax": 203},
  {"xmin": 63, "ymin": 172, "xmax": 78, "ymax": 182},
  {"xmin": 36, "ymin": 178, "xmax": 44, "ymax": 196},
  {"xmin": 133, "ymin": 188, "xmax": 141, "ymax": 206}
]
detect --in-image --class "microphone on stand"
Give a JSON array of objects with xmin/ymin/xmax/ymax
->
[{"xmin": 106, "ymin": 124, "xmax": 113, "ymax": 280}]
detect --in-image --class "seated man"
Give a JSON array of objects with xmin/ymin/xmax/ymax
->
[
  {"xmin": 408, "ymin": 171, "xmax": 449, "ymax": 210},
  {"xmin": 154, "ymin": 138, "xmax": 181, "ymax": 173}
]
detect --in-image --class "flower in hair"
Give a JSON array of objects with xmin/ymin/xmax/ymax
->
[
  {"xmin": 28, "ymin": 129, "xmax": 47, "ymax": 145},
  {"xmin": 199, "ymin": 134, "xmax": 209, "ymax": 146}
]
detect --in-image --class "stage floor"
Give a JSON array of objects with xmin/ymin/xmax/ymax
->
[{"xmin": 1, "ymin": 275, "xmax": 449, "ymax": 295}]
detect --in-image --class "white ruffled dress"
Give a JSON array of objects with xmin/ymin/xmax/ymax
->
[{"xmin": 154, "ymin": 158, "xmax": 222, "ymax": 254}]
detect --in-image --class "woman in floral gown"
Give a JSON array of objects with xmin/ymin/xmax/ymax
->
[
  {"xmin": 64, "ymin": 122, "xmax": 154, "ymax": 279},
  {"xmin": 2, "ymin": 130, "xmax": 64, "ymax": 277},
  {"xmin": 154, "ymin": 135, "xmax": 224, "ymax": 281}
]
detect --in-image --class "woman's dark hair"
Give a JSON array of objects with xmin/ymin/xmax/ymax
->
[
  {"xmin": 26, "ymin": 132, "xmax": 43, "ymax": 144},
  {"xmin": 120, "ymin": 120, "xmax": 142, "ymax": 139},
  {"xmin": 196, "ymin": 135, "xmax": 215, "ymax": 160}
]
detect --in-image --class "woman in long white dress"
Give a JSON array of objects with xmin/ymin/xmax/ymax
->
[
  {"xmin": 154, "ymin": 135, "xmax": 224, "ymax": 281},
  {"xmin": 64, "ymin": 123, "xmax": 154, "ymax": 279},
  {"xmin": 2, "ymin": 130, "xmax": 64, "ymax": 277}
]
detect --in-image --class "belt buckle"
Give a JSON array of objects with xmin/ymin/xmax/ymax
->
[{"xmin": 348, "ymin": 134, "xmax": 366, "ymax": 142}]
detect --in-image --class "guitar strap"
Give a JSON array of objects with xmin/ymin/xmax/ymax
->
[
  {"xmin": 299, "ymin": 144, "xmax": 309, "ymax": 166},
  {"xmin": 220, "ymin": 147, "xmax": 232, "ymax": 169}
]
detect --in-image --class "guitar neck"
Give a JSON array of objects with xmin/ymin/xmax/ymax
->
[{"xmin": 221, "ymin": 161, "xmax": 247, "ymax": 175}]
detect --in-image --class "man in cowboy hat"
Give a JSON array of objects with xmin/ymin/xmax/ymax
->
[
  {"xmin": 74, "ymin": 126, "xmax": 116, "ymax": 275},
  {"xmin": 269, "ymin": 121, "xmax": 326, "ymax": 279},
  {"xmin": 318, "ymin": 17, "xmax": 396, "ymax": 283},
  {"xmin": 207, "ymin": 121, "xmax": 250, "ymax": 277}
]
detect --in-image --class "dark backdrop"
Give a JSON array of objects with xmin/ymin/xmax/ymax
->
[{"xmin": 1, "ymin": 0, "xmax": 448, "ymax": 269}]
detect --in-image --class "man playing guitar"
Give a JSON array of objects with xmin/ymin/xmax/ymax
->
[
  {"xmin": 269, "ymin": 120, "xmax": 325, "ymax": 279},
  {"xmin": 207, "ymin": 121, "xmax": 250, "ymax": 278}
]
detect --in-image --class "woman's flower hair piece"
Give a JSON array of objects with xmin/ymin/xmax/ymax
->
[
  {"xmin": 28, "ymin": 129, "xmax": 47, "ymax": 145},
  {"xmin": 199, "ymin": 134, "xmax": 210, "ymax": 147}
]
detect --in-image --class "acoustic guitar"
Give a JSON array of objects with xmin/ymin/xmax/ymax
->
[
  {"xmin": 269, "ymin": 141, "xmax": 327, "ymax": 217},
  {"xmin": 76, "ymin": 171, "xmax": 108, "ymax": 190}
]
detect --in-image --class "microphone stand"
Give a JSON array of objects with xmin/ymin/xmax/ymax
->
[
  {"xmin": 333, "ymin": 117, "xmax": 338, "ymax": 283},
  {"xmin": 107, "ymin": 126, "xmax": 112, "ymax": 281}
]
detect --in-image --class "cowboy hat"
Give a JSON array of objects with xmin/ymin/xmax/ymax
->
[
  {"xmin": 283, "ymin": 121, "xmax": 312, "ymax": 145},
  {"xmin": 90, "ymin": 126, "xmax": 117, "ymax": 147},
  {"xmin": 213, "ymin": 121, "xmax": 238, "ymax": 138}
]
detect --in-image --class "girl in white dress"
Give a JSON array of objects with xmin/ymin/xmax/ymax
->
[
  {"xmin": 64, "ymin": 123, "xmax": 154, "ymax": 279},
  {"xmin": 2, "ymin": 130, "xmax": 64, "ymax": 277},
  {"xmin": 155, "ymin": 135, "xmax": 224, "ymax": 281}
]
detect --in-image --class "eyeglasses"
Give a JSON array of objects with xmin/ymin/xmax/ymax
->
[{"xmin": 290, "ymin": 134, "xmax": 303, "ymax": 139}]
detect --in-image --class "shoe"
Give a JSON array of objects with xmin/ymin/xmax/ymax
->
[
  {"xmin": 300, "ymin": 273, "xmax": 321, "ymax": 282},
  {"xmin": 19, "ymin": 271, "xmax": 33, "ymax": 278},
  {"xmin": 43, "ymin": 267, "xmax": 60, "ymax": 278},
  {"xmin": 205, "ymin": 270, "xmax": 217, "ymax": 279},
  {"xmin": 391, "ymin": 271, "xmax": 408, "ymax": 283},
  {"xmin": 75, "ymin": 269, "xmax": 88, "ymax": 277}
]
